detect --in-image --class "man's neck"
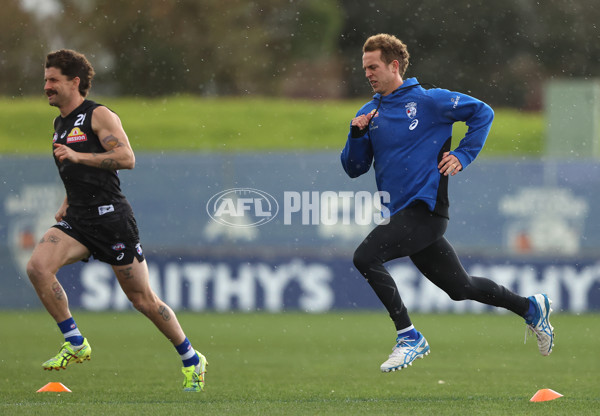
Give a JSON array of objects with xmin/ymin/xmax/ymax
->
[
  {"xmin": 59, "ymin": 96, "xmax": 85, "ymax": 117},
  {"xmin": 382, "ymin": 78, "xmax": 404, "ymax": 96}
]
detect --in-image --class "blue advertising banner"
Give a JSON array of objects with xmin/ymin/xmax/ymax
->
[
  {"xmin": 1, "ymin": 153, "xmax": 599, "ymax": 310},
  {"xmin": 55, "ymin": 253, "xmax": 600, "ymax": 313}
]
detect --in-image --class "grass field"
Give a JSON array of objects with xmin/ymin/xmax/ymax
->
[
  {"xmin": 1, "ymin": 311, "xmax": 598, "ymax": 415},
  {"xmin": 0, "ymin": 96, "xmax": 544, "ymax": 156}
]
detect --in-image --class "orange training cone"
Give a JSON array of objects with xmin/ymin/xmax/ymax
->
[
  {"xmin": 530, "ymin": 388, "xmax": 563, "ymax": 402},
  {"xmin": 36, "ymin": 382, "xmax": 72, "ymax": 393}
]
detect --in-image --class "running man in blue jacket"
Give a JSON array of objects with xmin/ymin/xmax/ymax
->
[{"xmin": 341, "ymin": 34, "xmax": 554, "ymax": 373}]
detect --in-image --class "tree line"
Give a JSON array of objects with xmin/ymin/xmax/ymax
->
[{"xmin": 3, "ymin": 0, "xmax": 599, "ymax": 109}]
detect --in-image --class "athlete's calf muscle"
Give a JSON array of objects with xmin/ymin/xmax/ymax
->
[
  {"xmin": 51, "ymin": 281, "xmax": 65, "ymax": 300},
  {"xmin": 158, "ymin": 305, "xmax": 172, "ymax": 321}
]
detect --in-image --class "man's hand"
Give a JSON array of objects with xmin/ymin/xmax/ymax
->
[
  {"xmin": 53, "ymin": 143, "xmax": 79, "ymax": 164},
  {"xmin": 55, "ymin": 205, "xmax": 67, "ymax": 222},
  {"xmin": 351, "ymin": 112, "xmax": 374, "ymax": 130},
  {"xmin": 55, "ymin": 197, "xmax": 68, "ymax": 222},
  {"xmin": 438, "ymin": 151, "xmax": 462, "ymax": 176},
  {"xmin": 350, "ymin": 112, "xmax": 375, "ymax": 138}
]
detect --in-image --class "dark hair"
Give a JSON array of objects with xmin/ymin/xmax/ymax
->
[
  {"xmin": 363, "ymin": 34, "xmax": 410, "ymax": 77},
  {"xmin": 45, "ymin": 49, "xmax": 95, "ymax": 97}
]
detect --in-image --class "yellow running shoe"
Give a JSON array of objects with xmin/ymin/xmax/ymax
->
[
  {"xmin": 42, "ymin": 338, "xmax": 91, "ymax": 370},
  {"xmin": 182, "ymin": 351, "xmax": 208, "ymax": 392}
]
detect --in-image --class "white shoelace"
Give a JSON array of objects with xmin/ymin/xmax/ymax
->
[
  {"xmin": 389, "ymin": 336, "xmax": 413, "ymax": 357},
  {"xmin": 524, "ymin": 324, "xmax": 533, "ymax": 344}
]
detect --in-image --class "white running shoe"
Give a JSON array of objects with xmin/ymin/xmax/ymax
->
[
  {"xmin": 380, "ymin": 332, "xmax": 430, "ymax": 372},
  {"xmin": 526, "ymin": 293, "xmax": 555, "ymax": 356}
]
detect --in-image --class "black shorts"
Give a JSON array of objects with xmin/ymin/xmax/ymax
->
[{"xmin": 52, "ymin": 202, "xmax": 145, "ymax": 266}]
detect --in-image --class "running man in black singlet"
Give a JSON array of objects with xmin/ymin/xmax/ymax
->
[{"xmin": 27, "ymin": 49, "xmax": 206, "ymax": 392}]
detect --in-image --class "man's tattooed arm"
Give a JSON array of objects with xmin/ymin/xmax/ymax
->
[{"xmin": 91, "ymin": 135, "xmax": 125, "ymax": 170}]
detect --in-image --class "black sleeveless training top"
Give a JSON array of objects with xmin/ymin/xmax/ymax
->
[{"xmin": 52, "ymin": 100, "xmax": 127, "ymax": 210}]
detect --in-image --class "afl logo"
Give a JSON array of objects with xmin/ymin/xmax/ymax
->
[
  {"xmin": 112, "ymin": 242, "xmax": 126, "ymax": 251},
  {"xmin": 206, "ymin": 188, "xmax": 279, "ymax": 228}
]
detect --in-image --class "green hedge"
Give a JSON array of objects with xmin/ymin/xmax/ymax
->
[{"xmin": 0, "ymin": 96, "xmax": 544, "ymax": 156}]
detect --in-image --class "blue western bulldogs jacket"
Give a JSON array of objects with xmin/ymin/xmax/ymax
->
[{"xmin": 341, "ymin": 77, "xmax": 494, "ymax": 219}]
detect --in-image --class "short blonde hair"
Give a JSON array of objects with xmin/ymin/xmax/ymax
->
[{"xmin": 363, "ymin": 34, "xmax": 410, "ymax": 77}]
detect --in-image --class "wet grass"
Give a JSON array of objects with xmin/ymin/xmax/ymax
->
[{"xmin": 0, "ymin": 311, "xmax": 598, "ymax": 415}]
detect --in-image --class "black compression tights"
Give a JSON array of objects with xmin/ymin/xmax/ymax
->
[{"xmin": 353, "ymin": 202, "xmax": 530, "ymax": 330}]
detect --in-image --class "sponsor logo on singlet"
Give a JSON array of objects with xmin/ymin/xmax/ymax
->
[{"xmin": 66, "ymin": 127, "xmax": 87, "ymax": 144}]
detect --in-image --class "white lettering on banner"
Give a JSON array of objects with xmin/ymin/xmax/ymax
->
[
  {"xmin": 148, "ymin": 263, "xmax": 163, "ymax": 304},
  {"xmin": 78, "ymin": 260, "xmax": 334, "ymax": 312},
  {"xmin": 298, "ymin": 263, "xmax": 334, "ymax": 311},
  {"xmin": 511, "ymin": 265, "xmax": 561, "ymax": 305},
  {"xmin": 81, "ymin": 262, "xmax": 131, "ymax": 310},
  {"xmin": 180, "ymin": 263, "xmax": 212, "ymax": 310},
  {"xmin": 164, "ymin": 263, "xmax": 182, "ymax": 308},
  {"xmin": 214, "ymin": 263, "xmax": 256, "ymax": 311},
  {"xmin": 207, "ymin": 188, "xmax": 279, "ymax": 228},
  {"xmin": 254, "ymin": 263, "xmax": 295, "ymax": 311},
  {"xmin": 283, "ymin": 192, "xmax": 302, "ymax": 224},
  {"xmin": 215, "ymin": 198, "xmax": 268, "ymax": 217},
  {"xmin": 320, "ymin": 191, "xmax": 340, "ymax": 226},
  {"xmin": 282, "ymin": 191, "xmax": 390, "ymax": 227},
  {"xmin": 297, "ymin": 191, "xmax": 319, "ymax": 225},
  {"xmin": 76, "ymin": 260, "xmax": 599, "ymax": 312},
  {"xmin": 544, "ymin": 264, "xmax": 600, "ymax": 312},
  {"xmin": 354, "ymin": 191, "xmax": 372, "ymax": 226},
  {"xmin": 81, "ymin": 263, "xmax": 113, "ymax": 310}
]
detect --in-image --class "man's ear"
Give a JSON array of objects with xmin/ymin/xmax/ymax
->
[{"xmin": 72, "ymin": 76, "xmax": 81, "ymax": 90}]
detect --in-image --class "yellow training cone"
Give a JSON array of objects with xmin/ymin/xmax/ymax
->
[
  {"xmin": 37, "ymin": 382, "xmax": 72, "ymax": 393},
  {"xmin": 530, "ymin": 388, "xmax": 563, "ymax": 402}
]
